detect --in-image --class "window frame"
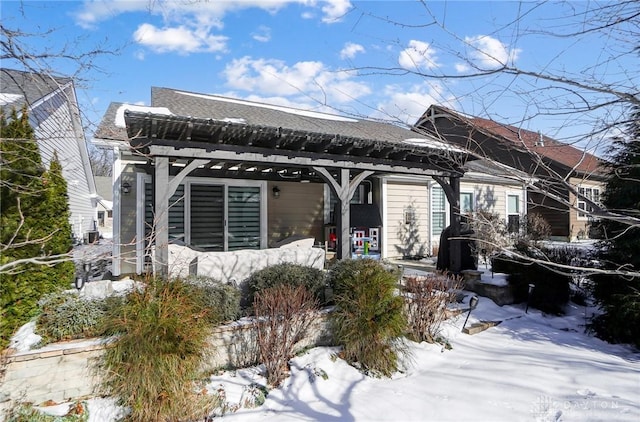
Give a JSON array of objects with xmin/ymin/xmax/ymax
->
[
  {"xmin": 577, "ymin": 185, "xmax": 601, "ymax": 220},
  {"xmin": 430, "ymin": 184, "xmax": 448, "ymax": 239},
  {"xmin": 506, "ymin": 192, "xmax": 521, "ymax": 234},
  {"xmin": 460, "ymin": 190, "xmax": 475, "ymax": 215}
]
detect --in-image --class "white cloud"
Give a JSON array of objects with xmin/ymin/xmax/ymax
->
[
  {"xmin": 455, "ymin": 63, "xmax": 469, "ymax": 73},
  {"xmin": 340, "ymin": 42, "xmax": 365, "ymax": 59},
  {"xmin": 252, "ymin": 25, "xmax": 272, "ymax": 43},
  {"xmin": 398, "ymin": 40, "xmax": 439, "ymax": 71},
  {"xmin": 222, "ymin": 56, "xmax": 370, "ymax": 104},
  {"xmin": 461, "ymin": 35, "xmax": 521, "ymax": 71},
  {"xmin": 373, "ymin": 82, "xmax": 454, "ymax": 125},
  {"xmin": 321, "ymin": 0, "xmax": 353, "ymax": 23},
  {"xmin": 74, "ymin": 0, "xmax": 148, "ymax": 29},
  {"xmin": 133, "ymin": 23, "xmax": 228, "ymax": 54},
  {"xmin": 74, "ymin": 0, "xmax": 352, "ymax": 29}
]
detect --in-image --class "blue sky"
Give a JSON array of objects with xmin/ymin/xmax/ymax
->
[{"xmin": 2, "ymin": 1, "xmax": 636, "ymax": 151}]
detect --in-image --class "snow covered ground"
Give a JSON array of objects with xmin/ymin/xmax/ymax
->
[{"xmin": 33, "ymin": 286, "xmax": 638, "ymax": 422}]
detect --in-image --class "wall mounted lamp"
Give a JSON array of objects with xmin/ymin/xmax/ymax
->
[
  {"xmin": 122, "ymin": 181, "xmax": 131, "ymax": 195},
  {"xmin": 272, "ymin": 186, "xmax": 281, "ymax": 198}
]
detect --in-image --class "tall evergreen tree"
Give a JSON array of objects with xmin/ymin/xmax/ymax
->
[
  {"xmin": 591, "ymin": 106, "xmax": 640, "ymax": 348},
  {"xmin": 1, "ymin": 108, "xmax": 74, "ymax": 348}
]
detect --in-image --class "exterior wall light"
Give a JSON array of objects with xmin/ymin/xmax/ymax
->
[
  {"xmin": 122, "ymin": 181, "xmax": 131, "ymax": 195},
  {"xmin": 272, "ymin": 186, "xmax": 281, "ymax": 198}
]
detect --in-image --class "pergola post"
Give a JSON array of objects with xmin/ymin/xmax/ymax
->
[
  {"xmin": 154, "ymin": 157, "xmax": 170, "ymax": 278},
  {"xmin": 154, "ymin": 157, "xmax": 209, "ymax": 278},
  {"xmin": 448, "ymin": 176, "xmax": 462, "ymax": 273},
  {"xmin": 313, "ymin": 167, "xmax": 373, "ymax": 259}
]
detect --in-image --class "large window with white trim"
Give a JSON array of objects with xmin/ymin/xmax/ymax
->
[{"xmin": 577, "ymin": 186, "xmax": 601, "ymax": 219}]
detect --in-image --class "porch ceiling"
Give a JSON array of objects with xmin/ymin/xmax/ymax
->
[{"xmin": 124, "ymin": 110, "xmax": 468, "ymax": 180}]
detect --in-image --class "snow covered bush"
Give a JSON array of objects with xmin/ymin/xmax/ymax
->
[{"xmin": 328, "ymin": 259, "xmax": 407, "ymax": 377}]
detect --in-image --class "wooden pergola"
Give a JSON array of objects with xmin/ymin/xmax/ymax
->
[{"xmin": 124, "ymin": 110, "xmax": 470, "ymax": 276}]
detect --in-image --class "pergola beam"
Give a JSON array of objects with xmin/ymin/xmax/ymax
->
[{"xmin": 147, "ymin": 145, "xmax": 459, "ymax": 178}]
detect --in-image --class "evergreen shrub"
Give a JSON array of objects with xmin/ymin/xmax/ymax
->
[
  {"xmin": 242, "ymin": 263, "xmax": 326, "ymax": 309},
  {"xmin": 492, "ymin": 250, "xmax": 570, "ymax": 314},
  {"xmin": 328, "ymin": 259, "xmax": 407, "ymax": 377},
  {"xmin": 186, "ymin": 276, "xmax": 241, "ymax": 323},
  {"xmin": 1, "ymin": 109, "xmax": 74, "ymax": 348},
  {"xmin": 99, "ymin": 277, "xmax": 218, "ymax": 422},
  {"xmin": 36, "ymin": 291, "xmax": 110, "ymax": 344}
]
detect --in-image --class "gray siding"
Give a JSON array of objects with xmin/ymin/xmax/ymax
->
[{"xmin": 30, "ymin": 85, "xmax": 96, "ymax": 239}]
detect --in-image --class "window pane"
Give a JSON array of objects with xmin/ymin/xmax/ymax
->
[
  {"xmin": 228, "ymin": 186, "xmax": 261, "ymax": 251},
  {"xmin": 460, "ymin": 192, "xmax": 474, "ymax": 213},
  {"xmin": 432, "ymin": 212, "xmax": 445, "ymax": 236},
  {"xmin": 191, "ymin": 185, "xmax": 224, "ymax": 251},
  {"xmin": 144, "ymin": 183, "xmax": 185, "ymax": 243},
  {"xmin": 432, "ymin": 186, "xmax": 446, "ymax": 236},
  {"xmin": 507, "ymin": 195, "xmax": 519, "ymax": 214},
  {"xmin": 432, "ymin": 186, "xmax": 445, "ymax": 211},
  {"xmin": 508, "ymin": 215, "xmax": 520, "ymax": 233}
]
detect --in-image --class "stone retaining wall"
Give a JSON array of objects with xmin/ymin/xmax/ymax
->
[{"xmin": 0, "ymin": 313, "xmax": 332, "ymax": 411}]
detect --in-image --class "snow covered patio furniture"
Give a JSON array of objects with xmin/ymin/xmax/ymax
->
[{"xmin": 164, "ymin": 241, "xmax": 325, "ymax": 285}]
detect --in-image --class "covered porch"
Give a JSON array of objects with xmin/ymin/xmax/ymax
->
[{"xmin": 119, "ymin": 108, "xmax": 470, "ymax": 277}]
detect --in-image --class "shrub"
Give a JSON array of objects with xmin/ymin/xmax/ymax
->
[
  {"xmin": 402, "ymin": 273, "xmax": 462, "ymax": 344},
  {"xmin": 98, "ymin": 277, "xmax": 218, "ymax": 422},
  {"xmin": 327, "ymin": 259, "xmax": 401, "ymax": 298},
  {"xmin": 329, "ymin": 259, "xmax": 407, "ymax": 377},
  {"xmin": 492, "ymin": 250, "xmax": 571, "ymax": 314},
  {"xmin": 254, "ymin": 284, "xmax": 318, "ymax": 387},
  {"xmin": 242, "ymin": 263, "xmax": 326, "ymax": 309},
  {"xmin": 186, "ymin": 276, "xmax": 241, "ymax": 324},
  {"xmin": 36, "ymin": 291, "xmax": 109, "ymax": 344}
]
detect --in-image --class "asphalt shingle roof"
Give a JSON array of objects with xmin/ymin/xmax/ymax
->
[{"xmin": 0, "ymin": 68, "xmax": 72, "ymax": 110}]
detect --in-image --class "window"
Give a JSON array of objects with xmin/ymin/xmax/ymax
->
[
  {"xmin": 507, "ymin": 194, "xmax": 520, "ymax": 233},
  {"xmin": 577, "ymin": 186, "xmax": 601, "ymax": 219},
  {"xmin": 460, "ymin": 192, "xmax": 474, "ymax": 214},
  {"xmin": 143, "ymin": 181, "xmax": 262, "ymax": 252},
  {"xmin": 431, "ymin": 186, "xmax": 446, "ymax": 237}
]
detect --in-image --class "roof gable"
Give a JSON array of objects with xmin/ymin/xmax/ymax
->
[{"xmin": 418, "ymin": 105, "xmax": 604, "ymax": 177}]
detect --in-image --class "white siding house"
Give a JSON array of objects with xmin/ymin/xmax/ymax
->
[{"xmin": 1, "ymin": 69, "xmax": 98, "ymax": 241}]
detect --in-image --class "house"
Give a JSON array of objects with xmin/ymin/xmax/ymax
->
[
  {"xmin": 415, "ymin": 105, "xmax": 606, "ymax": 241},
  {"xmin": 0, "ymin": 68, "xmax": 98, "ymax": 242},
  {"xmin": 93, "ymin": 87, "xmax": 482, "ymax": 278}
]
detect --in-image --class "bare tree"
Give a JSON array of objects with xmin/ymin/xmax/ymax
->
[{"xmin": 344, "ymin": 0, "xmax": 639, "ymax": 277}]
